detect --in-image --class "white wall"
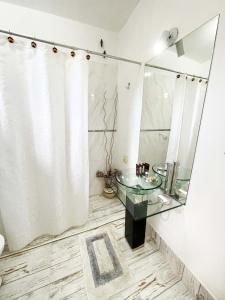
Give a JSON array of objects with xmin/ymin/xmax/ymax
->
[
  {"xmin": 117, "ymin": 1, "xmax": 225, "ymax": 299},
  {"xmin": 0, "ymin": 1, "xmax": 117, "ymax": 55}
]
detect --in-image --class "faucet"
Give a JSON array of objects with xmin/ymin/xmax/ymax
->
[{"xmin": 164, "ymin": 162, "xmax": 179, "ymax": 196}]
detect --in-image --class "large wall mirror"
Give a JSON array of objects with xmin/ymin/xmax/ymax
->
[{"xmin": 139, "ymin": 16, "xmax": 219, "ymax": 203}]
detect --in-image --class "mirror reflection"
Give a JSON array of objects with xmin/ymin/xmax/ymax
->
[{"xmin": 139, "ymin": 16, "xmax": 218, "ymax": 202}]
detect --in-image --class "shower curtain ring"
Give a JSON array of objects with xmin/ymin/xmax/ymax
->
[
  {"xmin": 7, "ymin": 36, "xmax": 14, "ymax": 43},
  {"xmin": 52, "ymin": 46, "xmax": 58, "ymax": 53},
  {"xmin": 31, "ymin": 41, "xmax": 37, "ymax": 48}
]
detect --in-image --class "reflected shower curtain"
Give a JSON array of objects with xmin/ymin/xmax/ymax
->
[
  {"xmin": 166, "ymin": 75, "xmax": 207, "ymax": 170},
  {"xmin": 166, "ymin": 75, "xmax": 186, "ymax": 163},
  {"xmin": 0, "ymin": 37, "xmax": 89, "ymax": 251},
  {"xmin": 177, "ymin": 77, "xmax": 207, "ymax": 170}
]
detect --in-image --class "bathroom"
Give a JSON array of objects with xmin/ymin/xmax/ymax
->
[{"xmin": 0, "ymin": 0, "xmax": 224, "ymax": 299}]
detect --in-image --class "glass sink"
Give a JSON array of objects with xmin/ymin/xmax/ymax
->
[
  {"xmin": 116, "ymin": 169, "xmax": 184, "ymax": 221},
  {"xmin": 116, "ymin": 169, "xmax": 162, "ymax": 195},
  {"xmin": 152, "ymin": 163, "xmax": 190, "ymax": 203},
  {"xmin": 152, "ymin": 163, "xmax": 191, "ymax": 182}
]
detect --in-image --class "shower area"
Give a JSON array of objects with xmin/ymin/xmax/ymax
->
[
  {"xmin": 88, "ymin": 58, "xmax": 118, "ymax": 196},
  {"xmin": 0, "ymin": 31, "xmax": 143, "ymax": 255}
]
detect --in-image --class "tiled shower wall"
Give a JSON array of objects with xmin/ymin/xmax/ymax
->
[
  {"xmin": 88, "ymin": 59, "xmax": 118, "ymax": 195},
  {"xmin": 139, "ymin": 69, "xmax": 176, "ymax": 167}
]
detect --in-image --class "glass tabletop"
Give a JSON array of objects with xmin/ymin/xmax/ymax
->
[
  {"xmin": 116, "ymin": 169, "xmax": 162, "ymax": 195},
  {"xmin": 152, "ymin": 163, "xmax": 191, "ymax": 182},
  {"xmin": 116, "ymin": 185, "xmax": 184, "ymax": 221}
]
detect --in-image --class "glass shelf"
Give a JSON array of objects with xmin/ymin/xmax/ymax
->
[{"xmin": 116, "ymin": 169, "xmax": 184, "ymax": 221}]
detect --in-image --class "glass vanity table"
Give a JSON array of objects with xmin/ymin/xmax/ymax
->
[{"xmin": 116, "ymin": 169, "xmax": 183, "ymax": 248}]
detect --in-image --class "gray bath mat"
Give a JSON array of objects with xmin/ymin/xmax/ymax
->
[{"xmin": 80, "ymin": 227, "xmax": 131, "ymax": 299}]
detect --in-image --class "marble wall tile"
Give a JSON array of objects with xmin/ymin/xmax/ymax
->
[
  {"xmin": 88, "ymin": 61, "xmax": 118, "ymax": 131},
  {"xmin": 88, "ymin": 131, "xmax": 116, "ymax": 163},
  {"xmin": 89, "ymin": 132, "xmax": 117, "ymax": 195},
  {"xmin": 138, "ymin": 131, "xmax": 170, "ymax": 166},
  {"xmin": 198, "ymin": 285, "xmax": 216, "ymax": 300},
  {"xmin": 159, "ymin": 239, "xmax": 184, "ymax": 279},
  {"xmin": 141, "ymin": 70, "xmax": 175, "ymax": 130},
  {"xmin": 146, "ymin": 224, "xmax": 161, "ymax": 249},
  {"xmin": 182, "ymin": 267, "xmax": 201, "ymax": 297},
  {"xmin": 182, "ymin": 267, "xmax": 216, "ymax": 300},
  {"xmin": 88, "ymin": 61, "xmax": 118, "ymax": 196},
  {"xmin": 89, "ymin": 162, "xmax": 105, "ymax": 196}
]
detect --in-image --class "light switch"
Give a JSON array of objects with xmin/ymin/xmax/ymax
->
[{"xmin": 123, "ymin": 155, "xmax": 128, "ymax": 164}]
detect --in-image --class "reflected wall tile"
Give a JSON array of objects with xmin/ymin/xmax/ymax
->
[
  {"xmin": 139, "ymin": 131, "xmax": 170, "ymax": 166},
  {"xmin": 141, "ymin": 72, "xmax": 175, "ymax": 130}
]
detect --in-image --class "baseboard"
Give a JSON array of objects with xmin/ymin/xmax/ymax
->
[{"xmin": 147, "ymin": 225, "xmax": 216, "ymax": 300}]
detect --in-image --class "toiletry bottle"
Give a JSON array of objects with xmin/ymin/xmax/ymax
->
[
  {"xmin": 144, "ymin": 163, "xmax": 150, "ymax": 173},
  {"xmin": 140, "ymin": 163, "xmax": 144, "ymax": 176},
  {"xmin": 136, "ymin": 164, "xmax": 139, "ymax": 176},
  {"xmin": 139, "ymin": 163, "xmax": 142, "ymax": 176}
]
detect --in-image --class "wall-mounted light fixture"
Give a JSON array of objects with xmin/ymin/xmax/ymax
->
[{"xmin": 154, "ymin": 28, "xmax": 179, "ymax": 55}]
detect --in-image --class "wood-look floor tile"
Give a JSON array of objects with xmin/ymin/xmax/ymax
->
[
  {"xmin": 153, "ymin": 281, "xmax": 195, "ymax": 300},
  {"xmin": 0, "ymin": 196, "xmax": 195, "ymax": 300}
]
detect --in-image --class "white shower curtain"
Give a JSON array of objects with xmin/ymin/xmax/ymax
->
[
  {"xmin": 0, "ymin": 36, "xmax": 89, "ymax": 251},
  {"xmin": 167, "ymin": 75, "xmax": 207, "ymax": 171},
  {"xmin": 166, "ymin": 75, "xmax": 186, "ymax": 163}
]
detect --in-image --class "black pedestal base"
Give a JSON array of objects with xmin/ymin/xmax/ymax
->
[{"xmin": 125, "ymin": 209, "xmax": 146, "ymax": 249}]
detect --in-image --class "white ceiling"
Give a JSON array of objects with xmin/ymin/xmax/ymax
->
[{"xmin": 1, "ymin": 0, "xmax": 139, "ymax": 31}]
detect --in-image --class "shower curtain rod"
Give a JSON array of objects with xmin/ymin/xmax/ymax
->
[
  {"xmin": 145, "ymin": 63, "xmax": 208, "ymax": 80},
  {"xmin": 0, "ymin": 29, "xmax": 141, "ymax": 65},
  {"xmin": 0, "ymin": 29, "xmax": 207, "ymax": 80}
]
